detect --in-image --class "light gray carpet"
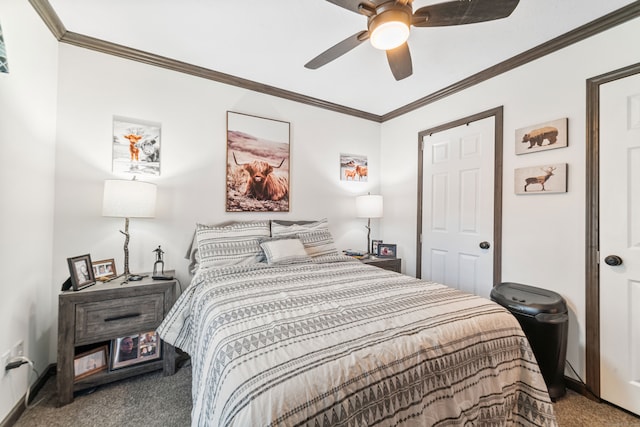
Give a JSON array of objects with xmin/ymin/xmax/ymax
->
[
  {"xmin": 11, "ymin": 366, "xmax": 640, "ymax": 426},
  {"xmin": 13, "ymin": 364, "xmax": 192, "ymax": 427}
]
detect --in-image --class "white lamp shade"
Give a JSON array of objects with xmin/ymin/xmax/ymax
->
[
  {"xmin": 102, "ymin": 179, "xmax": 157, "ymax": 218},
  {"xmin": 356, "ymin": 194, "xmax": 383, "ymax": 218}
]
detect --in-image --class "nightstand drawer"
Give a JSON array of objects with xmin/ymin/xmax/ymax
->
[{"xmin": 75, "ymin": 294, "xmax": 164, "ymax": 344}]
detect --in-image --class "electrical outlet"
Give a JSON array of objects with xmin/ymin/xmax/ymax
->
[
  {"xmin": 12, "ymin": 340, "xmax": 24, "ymax": 358},
  {"xmin": 1, "ymin": 350, "xmax": 9, "ymax": 374}
]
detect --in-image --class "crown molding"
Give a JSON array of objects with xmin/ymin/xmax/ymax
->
[{"xmin": 29, "ymin": 0, "xmax": 640, "ymax": 123}]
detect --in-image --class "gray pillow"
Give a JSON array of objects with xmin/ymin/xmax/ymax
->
[{"xmin": 195, "ymin": 221, "xmax": 270, "ymax": 269}]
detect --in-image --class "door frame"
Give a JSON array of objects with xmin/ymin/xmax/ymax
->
[
  {"xmin": 416, "ymin": 106, "xmax": 503, "ymax": 284},
  {"xmin": 585, "ymin": 62, "xmax": 640, "ymax": 398}
]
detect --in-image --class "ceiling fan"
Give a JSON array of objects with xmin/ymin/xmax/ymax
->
[{"xmin": 305, "ymin": 0, "xmax": 520, "ymax": 80}]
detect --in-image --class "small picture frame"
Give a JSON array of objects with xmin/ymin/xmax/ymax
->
[
  {"xmin": 74, "ymin": 345, "xmax": 108, "ymax": 381},
  {"xmin": 377, "ymin": 243, "xmax": 397, "ymax": 258},
  {"xmin": 113, "ymin": 116, "xmax": 161, "ymax": 176},
  {"xmin": 110, "ymin": 331, "xmax": 161, "ymax": 370},
  {"xmin": 92, "ymin": 258, "xmax": 117, "ymax": 281},
  {"xmin": 515, "ymin": 118, "xmax": 568, "ymax": 155},
  {"xmin": 67, "ymin": 254, "xmax": 96, "ymax": 291},
  {"xmin": 371, "ymin": 239, "xmax": 383, "ymax": 255},
  {"xmin": 514, "ymin": 163, "xmax": 568, "ymax": 194},
  {"xmin": 340, "ymin": 153, "xmax": 368, "ymax": 182}
]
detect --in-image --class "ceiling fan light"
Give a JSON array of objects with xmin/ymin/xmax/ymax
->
[{"xmin": 369, "ymin": 9, "xmax": 411, "ymax": 51}]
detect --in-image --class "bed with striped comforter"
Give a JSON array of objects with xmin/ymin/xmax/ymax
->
[{"xmin": 158, "ymin": 257, "xmax": 557, "ymax": 426}]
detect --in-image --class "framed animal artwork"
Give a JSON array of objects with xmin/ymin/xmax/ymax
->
[
  {"xmin": 340, "ymin": 153, "xmax": 368, "ymax": 182},
  {"xmin": 112, "ymin": 116, "xmax": 161, "ymax": 176},
  {"xmin": 226, "ymin": 111, "xmax": 290, "ymax": 212},
  {"xmin": 515, "ymin": 118, "xmax": 568, "ymax": 155},
  {"xmin": 514, "ymin": 163, "xmax": 567, "ymax": 195},
  {"xmin": 0, "ymin": 21, "xmax": 8, "ymax": 73}
]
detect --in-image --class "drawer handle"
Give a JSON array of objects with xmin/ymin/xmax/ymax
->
[{"xmin": 104, "ymin": 313, "xmax": 141, "ymax": 322}]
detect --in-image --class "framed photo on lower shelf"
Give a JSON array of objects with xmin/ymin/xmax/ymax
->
[
  {"xmin": 74, "ymin": 345, "xmax": 108, "ymax": 381},
  {"xmin": 110, "ymin": 331, "xmax": 161, "ymax": 370},
  {"xmin": 377, "ymin": 243, "xmax": 397, "ymax": 258}
]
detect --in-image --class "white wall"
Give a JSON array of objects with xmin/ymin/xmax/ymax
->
[
  {"xmin": 0, "ymin": 0, "xmax": 58, "ymax": 420},
  {"xmin": 53, "ymin": 44, "xmax": 382, "ymax": 306},
  {"xmin": 380, "ymin": 17, "xmax": 640, "ymax": 380}
]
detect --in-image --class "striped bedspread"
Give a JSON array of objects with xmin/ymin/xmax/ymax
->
[{"xmin": 158, "ymin": 257, "xmax": 557, "ymax": 426}]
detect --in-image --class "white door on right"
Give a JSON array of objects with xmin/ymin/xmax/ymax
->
[{"xmin": 600, "ymin": 72, "xmax": 640, "ymax": 415}]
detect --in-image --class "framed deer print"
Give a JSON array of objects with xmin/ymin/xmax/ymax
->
[
  {"xmin": 226, "ymin": 111, "xmax": 290, "ymax": 212},
  {"xmin": 514, "ymin": 163, "xmax": 567, "ymax": 194},
  {"xmin": 515, "ymin": 118, "xmax": 568, "ymax": 155}
]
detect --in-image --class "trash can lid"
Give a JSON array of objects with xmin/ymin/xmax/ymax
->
[{"xmin": 490, "ymin": 282, "xmax": 567, "ymax": 317}]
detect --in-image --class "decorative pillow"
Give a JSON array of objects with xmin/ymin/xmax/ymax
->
[
  {"xmin": 195, "ymin": 220, "xmax": 270, "ymax": 269},
  {"xmin": 271, "ymin": 218, "xmax": 329, "ymax": 238},
  {"xmin": 260, "ymin": 238, "xmax": 311, "ymax": 266},
  {"xmin": 297, "ymin": 229, "xmax": 339, "ymax": 258},
  {"xmin": 185, "ymin": 221, "xmax": 243, "ymax": 272}
]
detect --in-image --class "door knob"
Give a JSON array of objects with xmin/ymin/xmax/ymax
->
[
  {"xmin": 604, "ymin": 255, "xmax": 623, "ymax": 266},
  {"xmin": 479, "ymin": 241, "xmax": 490, "ymax": 250}
]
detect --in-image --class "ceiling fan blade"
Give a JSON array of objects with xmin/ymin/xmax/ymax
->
[
  {"xmin": 386, "ymin": 42, "xmax": 412, "ymax": 81},
  {"xmin": 413, "ymin": 0, "xmax": 519, "ymax": 27},
  {"xmin": 325, "ymin": 0, "xmax": 377, "ymax": 15},
  {"xmin": 305, "ymin": 31, "xmax": 369, "ymax": 70}
]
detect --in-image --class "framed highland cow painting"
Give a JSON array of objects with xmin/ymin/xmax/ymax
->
[
  {"xmin": 0, "ymin": 22, "xmax": 8, "ymax": 73},
  {"xmin": 112, "ymin": 116, "xmax": 161, "ymax": 176},
  {"xmin": 515, "ymin": 118, "xmax": 568, "ymax": 155},
  {"xmin": 340, "ymin": 153, "xmax": 368, "ymax": 182},
  {"xmin": 226, "ymin": 111, "xmax": 290, "ymax": 212}
]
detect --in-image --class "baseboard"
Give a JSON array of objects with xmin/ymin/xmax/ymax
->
[{"xmin": 0, "ymin": 363, "xmax": 56, "ymax": 427}]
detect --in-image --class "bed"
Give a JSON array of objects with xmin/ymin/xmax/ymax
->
[{"xmin": 158, "ymin": 220, "xmax": 557, "ymax": 426}]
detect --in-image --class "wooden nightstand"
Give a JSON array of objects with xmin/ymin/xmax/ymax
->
[
  {"xmin": 361, "ymin": 257, "xmax": 401, "ymax": 273},
  {"xmin": 57, "ymin": 272, "xmax": 178, "ymax": 405}
]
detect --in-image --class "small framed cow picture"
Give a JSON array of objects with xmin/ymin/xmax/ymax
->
[
  {"xmin": 340, "ymin": 153, "xmax": 368, "ymax": 182},
  {"xmin": 226, "ymin": 111, "xmax": 290, "ymax": 212},
  {"xmin": 112, "ymin": 116, "xmax": 161, "ymax": 176},
  {"xmin": 515, "ymin": 118, "xmax": 568, "ymax": 155}
]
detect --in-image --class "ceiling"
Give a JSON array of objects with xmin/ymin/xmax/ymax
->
[{"xmin": 41, "ymin": 0, "xmax": 638, "ymax": 118}]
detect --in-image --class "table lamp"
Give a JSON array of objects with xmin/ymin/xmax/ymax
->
[
  {"xmin": 356, "ymin": 193, "xmax": 383, "ymax": 255},
  {"xmin": 102, "ymin": 178, "xmax": 157, "ymax": 281}
]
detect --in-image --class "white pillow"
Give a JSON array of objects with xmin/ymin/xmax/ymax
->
[
  {"xmin": 260, "ymin": 238, "xmax": 311, "ymax": 266},
  {"xmin": 271, "ymin": 218, "xmax": 329, "ymax": 238},
  {"xmin": 195, "ymin": 221, "xmax": 270, "ymax": 269},
  {"xmin": 297, "ymin": 229, "xmax": 339, "ymax": 258}
]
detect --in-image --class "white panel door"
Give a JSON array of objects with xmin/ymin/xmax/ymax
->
[
  {"xmin": 600, "ymin": 72, "xmax": 640, "ymax": 415},
  {"xmin": 421, "ymin": 117, "xmax": 494, "ymax": 297}
]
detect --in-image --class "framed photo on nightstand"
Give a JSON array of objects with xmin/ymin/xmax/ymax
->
[
  {"xmin": 377, "ymin": 243, "xmax": 397, "ymax": 258},
  {"xmin": 67, "ymin": 254, "xmax": 96, "ymax": 291},
  {"xmin": 371, "ymin": 240, "xmax": 383, "ymax": 255},
  {"xmin": 92, "ymin": 258, "xmax": 117, "ymax": 281}
]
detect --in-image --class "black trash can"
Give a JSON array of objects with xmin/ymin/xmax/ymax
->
[{"xmin": 490, "ymin": 282, "xmax": 568, "ymax": 400}]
